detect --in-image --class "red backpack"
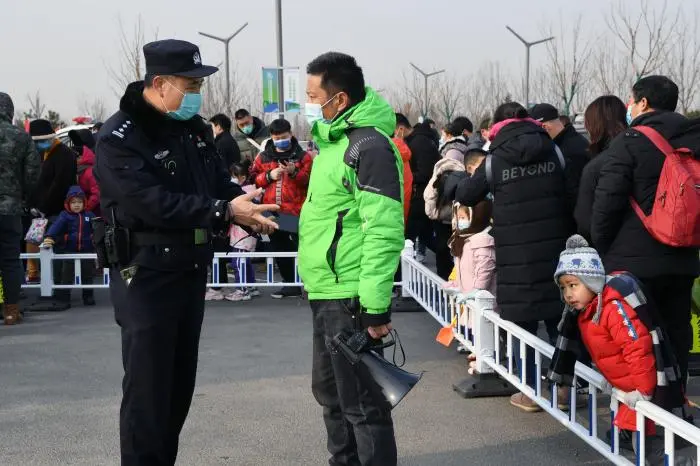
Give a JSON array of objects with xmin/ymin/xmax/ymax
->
[{"xmin": 630, "ymin": 125, "xmax": 700, "ymax": 247}]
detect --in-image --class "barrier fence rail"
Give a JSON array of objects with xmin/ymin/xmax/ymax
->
[
  {"xmin": 19, "ymin": 244, "xmax": 700, "ymax": 464},
  {"xmin": 399, "ymin": 241, "xmax": 700, "ymax": 466}
]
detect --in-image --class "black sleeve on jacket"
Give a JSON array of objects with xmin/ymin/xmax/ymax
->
[
  {"xmin": 214, "ymin": 156, "xmax": 245, "ymax": 202},
  {"xmin": 563, "ymin": 153, "xmax": 585, "ymax": 214},
  {"xmin": 408, "ymin": 137, "xmax": 440, "ymax": 186},
  {"xmin": 44, "ymin": 151, "xmax": 76, "ymax": 214},
  {"xmin": 217, "ymin": 135, "xmax": 241, "ymax": 168},
  {"xmin": 454, "ymin": 161, "xmax": 489, "ymax": 206},
  {"xmin": 574, "ymin": 162, "xmax": 596, "ymax": 243},
  {"xmin": 590, "ymin": 142, "xmax": 634, "ymax": 254}
]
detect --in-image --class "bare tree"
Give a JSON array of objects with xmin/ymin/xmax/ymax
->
[
  {"xmin": 591, "ymin": 47, "xmax": 630, "ymax": 99},
  {"xmin": 105, "ymin": 15, "xmax": 158, "ymax": 97},
  {"xmin": 400, "ymin": 70, "xmax": 438, "ymax": 120},
  {"xmin": 606, "ymin": 0, "xmax": 679, "ymax": 80},
  {"xmin": 667, "ymin": 9, "xmax": 700, "ymax": 114},
  {"xmin": 434, "ymin": 73, "xmax": 464, "ymax": 124},
  {"xmin": 25, "ymin": 91, "xmax": 45, "ymax": 119},
  {"xmin": 79, "ymin": 96, "xmax": 107, "ymax": 122},
  {"xmin": 527, "ymin": 66, "xmax": 559, "ymax": 108},
  {"xmin": 543, "ymin": 15, "xmax": 593, "ymax": 115},
  {"xmin": 479, "ymin": 61, "xmax": 512, "ymax": 109},
  {"xmin": 200, "ymin": 62, "xmax": 258, "ymax": 118}
]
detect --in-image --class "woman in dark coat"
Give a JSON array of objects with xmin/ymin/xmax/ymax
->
[
  {"xmin": 573, "ymin": 96, "xmax": 627, "ymax": 242},
  {"xmin": 454, "ymin": 102, "xmax": 570, "ymax": 411}
]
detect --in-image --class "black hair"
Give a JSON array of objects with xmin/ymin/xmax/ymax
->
[
  {"xmin": 144, "ymin": 74, "xmax": 156, "ymax": 88},
  {"xmin": 230, "ymin": 160, "xmax": 251, "ymax": 178},
  {"xmin": 465, "ymin": 151, "xmax": 487, "ymax": 167},
  {"xmin": 442, "ymin": 122, "xmax": 461, "ymax": 138},
  {"xmin": 478, "ymin": 118, "xmax": 491, "ymax": 131},
  {"xmin": 210, "ymin": 114, "xmax": 232, "ymax": 132},
  {"xmin": 492, "ymin": 102, "xmax": 528, "ymax": 124},
  {"xmin": 269, "ymin": 118, "xmax": 292, "ymax": 135},
  {"xmin": 234, "ymin": 108, "xmax": 251, "ymax": 120},
  {"xmin": 424, "ymin": 118, "xmax": 436, "ymax": 126},
  {"xmin": 452, "ymin": 116, "xmax": 474, "ymax": 134},
  {"xmin": 632, "ymin": 75, "xmax": 679, "ymax": 112},
  {"xmin": 395, "ymin": 113, "xmax": 411, "ymax": 128},
  {"xmin": 307, "ymin": 52, "xmax": 366, "ymax": 107}
]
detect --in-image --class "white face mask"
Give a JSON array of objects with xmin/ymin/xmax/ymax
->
[
  {"xmin": 304, "ymin": 93, "xmax": 340, "ymax": 127},
  {"xmin": 457, "ymin": 219, "xmax": 471, "ymax": 231}
]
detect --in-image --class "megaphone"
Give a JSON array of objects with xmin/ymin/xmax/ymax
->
[{"xmin": 330, "ymin": 330, "xmax": 422, "ymax": 409}]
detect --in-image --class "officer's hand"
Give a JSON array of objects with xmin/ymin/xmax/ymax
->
[
  {"xmin": 367, "ymin": 322, "xmax": 393, "ymax": 339},
  {"xmin": 270, "ymin": 167, "xmax": 284, "ymax": 181},
  {"xmin": 229, "ymin": 189, "xmax": 279, "ymax": 231},
  {"xmin": 40, "ymin": 237, "xmax": 55, "ymax": 249}
]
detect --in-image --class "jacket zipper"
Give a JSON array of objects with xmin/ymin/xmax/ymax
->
[
  {"xmin": 78, "ymin": 214, "xmax": 83, "ymax": 251},
  {"xmin": 327, "ymin": 209, "xmax": 350, "ymax": 283}
]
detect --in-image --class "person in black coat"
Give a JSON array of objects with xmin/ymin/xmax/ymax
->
[
  {"xmin": 530, "ymin": 103, "xmax": 590, "ymax": 230},
  {"xmin": 397, "ymin": 114, "xmax": 440, "ymax": 259},
  {"xmin": 591, "ymin": 76, "xmax": 700, "ymax": 384},
  {"xmin": 574, "ymin": 96, "xmax": 628, "ymax": 242},
  {"xmin": 29, "ymin": 119, "xmax": 78, "ymax": 218},
  {"xmin": 210, "ymin": 113, "xmax": 241, "ymax": 169},
  {"xmin": 454, "ymin": 102, "xmax": 570, "ymax": 410}
]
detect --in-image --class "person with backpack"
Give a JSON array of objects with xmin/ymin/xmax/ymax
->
[{"xmin": 591, "ymin": 75, "xmax": 700, "ymax": 386}]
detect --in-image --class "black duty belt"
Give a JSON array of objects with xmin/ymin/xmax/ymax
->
[{"xmin": 133, "ymin": 228, "xmax": 210, "ymax": 246}]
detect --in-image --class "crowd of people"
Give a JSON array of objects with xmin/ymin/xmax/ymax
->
[{"xmin": 1, "ymin": 45, "xmax": 699, "ymax": 464}]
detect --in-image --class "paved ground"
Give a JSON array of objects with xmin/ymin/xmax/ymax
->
[{"xmin": 0, "ymin": 289, "xmax": 611, "ymax": 466}]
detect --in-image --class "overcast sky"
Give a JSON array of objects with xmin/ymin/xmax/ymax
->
[{"xmin": 1, "ymin": 0, "xmax": 690, "ymax": 120}]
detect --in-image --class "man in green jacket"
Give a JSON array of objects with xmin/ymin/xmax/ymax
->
[{"xmin": 298, "ymin": 52, "xmax": 404, "ymax": 466}]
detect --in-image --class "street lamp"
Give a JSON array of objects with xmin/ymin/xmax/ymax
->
[
  {"xmin": 409, "ymin": 62, "xmax": 445, "ymax": 119},
  {"xmin": 275, "ymin": 0, "xmax": 284, "ymax": 119},
  {"xmin": 199, "ymin": 22, "xmax": 249, "ymax": 108},
  {"xmin": 505, "ymin": 26, "xmax": 554, "ymax": 107}
]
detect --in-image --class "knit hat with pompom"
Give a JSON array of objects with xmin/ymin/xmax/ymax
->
[{"xmin": 554, "ymin": 235, "xmax": 605, "ymax": 294}]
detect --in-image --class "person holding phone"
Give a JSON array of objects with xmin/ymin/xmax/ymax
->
[{"xmin": 250, "ymin": 118, "xmax": 313, "ymax": 298}]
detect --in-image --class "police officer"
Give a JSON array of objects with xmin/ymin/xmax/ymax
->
[{"xmin": 94, "ymin": 39, "xmax": 278, "ymax": 465}]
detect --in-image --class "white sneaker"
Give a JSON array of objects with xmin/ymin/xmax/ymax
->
[
  {"xmin": 225, "ymin": 289, "xmax": 251, "ymax": 302},
  {"xmin": 205, "ymin": 289, "xmax": 224, "ymax": 301},
  {"xmin": 248, "ymin": 287, "xmax": 261, "ymax": 297}
]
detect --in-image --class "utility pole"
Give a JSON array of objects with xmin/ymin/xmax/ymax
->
[
  {"xmin": 199, "ymin": 22, "xmax": 249, "ymax": 110},
  {"xmin": 506, "ymin": 26, "xmax": 553, "ymax": 107},
  {"xmin": 409, "ymin": 63, "xmax": 445, "ymax": 119},
  {"xmin": 275, "ymin": 0, "xmax": 285, "ymax": 119}
]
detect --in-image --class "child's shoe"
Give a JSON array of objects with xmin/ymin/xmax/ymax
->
[
  {"xmin": 225, "ymin": 289, "xmax": 251, "ymax": 302},
  {"xmin": 205, "ymin": 289, "xmax": 224, "ymax": 301}
]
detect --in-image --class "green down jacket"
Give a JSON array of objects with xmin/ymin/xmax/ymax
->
[{"xmin": 298, "ymin": 87, "xmax": 404, "ymax": 325}]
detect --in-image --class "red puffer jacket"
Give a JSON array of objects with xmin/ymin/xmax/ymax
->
[
  {"xmin": 250, "ymin": 139, "xmax": 313, "ymax": 216},
  {"xmin": 77, "ymin": 147, "xmax": 100, "ymax": 215},
  {"xmin": 578, "ymin": 284, "xmax": 656, "ymax": 432}
]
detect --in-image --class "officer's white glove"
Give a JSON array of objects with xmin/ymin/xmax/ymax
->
[
  {"xmin": 620, "ymin": 389, "xmax": 652, "ymax": 408},
  {"xmin": 455, "ymin": 289, "xmax": 481, "ymax": 305}
]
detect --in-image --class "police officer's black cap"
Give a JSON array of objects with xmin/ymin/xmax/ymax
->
[{"xmin": 143, "ymin": 39, "xmax": 218, "ymax": 78}]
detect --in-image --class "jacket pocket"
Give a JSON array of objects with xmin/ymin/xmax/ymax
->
[{"xmin": 326, "ymin": 209, "xmax": 350, "ymax": 283}]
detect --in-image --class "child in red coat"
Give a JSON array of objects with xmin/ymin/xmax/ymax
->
[{"xmin": 550, "ymin": 235, "xmax": 686, "ymax": 464}]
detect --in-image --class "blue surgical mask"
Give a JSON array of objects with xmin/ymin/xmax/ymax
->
[
  {"xmin": 274, "ymin": 138, "xmax": 292, "ymax": 150},
  {"xmin": 162, "ymin": 81, "xmax": 201, "ymax": 121},
  {"xmin": 241, "ymin": 124, "xmax": 254, "ymax": 135},
  {"xmin": 626, "ymin": 105, "xmax": 634, "ymax": 125},
  {"xmin": 304, "ymin": 93, "xmax": 340, "ymax": 127},
  {"xmin": 457, "ymin": 219, "xmax": 471, "ymax": 231},
  {"xmin": 35, "ymin": 140, "xmax": 52, "ymax": 152}
]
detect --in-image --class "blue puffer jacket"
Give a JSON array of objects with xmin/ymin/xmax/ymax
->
[{"xmin": 45, "ymin": 186, "xmax": 95, "ymax": 252}]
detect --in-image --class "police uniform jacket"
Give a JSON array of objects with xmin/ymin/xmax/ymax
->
[
  {"xmin": 94, "ymin": 81, "xmax": 244, "ymax": 271},
  {"xmin": 454, "ymin": 120, "xmax": 569, "ymax": 322}
]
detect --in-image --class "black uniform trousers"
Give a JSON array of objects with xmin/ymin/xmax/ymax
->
[
  {"xmin": 268, "ymin": 230, "xmax": 299, "ymax": 283},
  {"xmin": 110, "ymin": 265, "xmax": 207, "ymax": 466},
  {"xmin": 641, "ymin": 275, "xmax": 695, "ymax": 387},
  {"xmin": 311, "ymin": 299, "xmax": 397, "ymax": 466}
]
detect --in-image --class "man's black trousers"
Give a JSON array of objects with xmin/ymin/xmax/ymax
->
[
  {"xmin": 310, "ymin": 298, "xmax": 397, "ymax": 466},
  {"xmin": 110, "ymin": 266, "xmax": 206, "ymax": 466}
]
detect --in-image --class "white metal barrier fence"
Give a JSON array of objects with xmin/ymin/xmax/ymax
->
[
  {"xmin": 400, "ymin": 241, "xmax": 700, "ymax": 466},
  {"xmin": 21, "ymin": 244, "xmax": 700, "ymax": 464}
]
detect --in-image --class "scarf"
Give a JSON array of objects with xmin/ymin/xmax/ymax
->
[{"xmin": 547, "ymin": 272, "xmax": 684, "ymax": 411}]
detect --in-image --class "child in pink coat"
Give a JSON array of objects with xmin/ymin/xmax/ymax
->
[{"xmin": 445, "ymin": 201, "xmax": 496, "ymax": 298}]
